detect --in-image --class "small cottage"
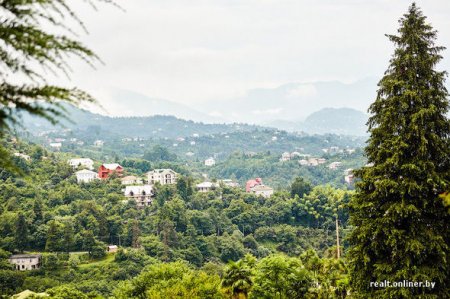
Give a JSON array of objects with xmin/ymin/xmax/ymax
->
[
  {"xmin": 9, "ymin": 254, "xmax": 42, "ymax": 271},
  {"xmin": 196, "ymin": 182, "xmax": 219, "ymax": 192}
]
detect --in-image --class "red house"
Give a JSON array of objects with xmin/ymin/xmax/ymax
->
[
  {"xmin": 98, "ymin": 163, "xmax": 123, "ymax": 179},
  {"xmin": 246, "ymin": 177, "xmax": 262, "ymax": 192}
]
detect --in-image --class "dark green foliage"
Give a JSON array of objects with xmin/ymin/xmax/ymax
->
[
  {"xmin": 143, "ymin": 145, "xmax": 177, "ymax": 162},
  {"xmin": 251, "ymin": 254, "xmax": 312, "ymax": 299},
  {"xmin": 14, "ymin": 213, "xmax": 28, "ymax": 252},
  {"xmin": 349, "ymin": 4, "xmax": 450, "ymax": 298},
  {"xmin": 222, "ymin": 255, "xmax": 255, "ymax": 299},
  {"xmin": 82, "ymin": 230, "xmax": 96, "ymax": 255},
  {"xmin": 290, "ymin": 177, "xmax": 312, "ymax": 198},
  {"xmin": 177, "ymin": 176, "xmax": 193, "ymax": 201},
  {"xmin": 45, "ymin": 220, "xmax": 63, "ymax": 252},
  {"xmin": 113, "ymin": 261, "xmax": 225, "ymax": 299},
  {"xmin": 47, "ymin": 285, "xmax": 89, "ymax": 299},
  {"xmin": 91, "ymin": 243, "xmax": 107, "ymax": 259},
  {"xmin": 0, "ymin": 269, "xmax": 25, "ymax": 295}
]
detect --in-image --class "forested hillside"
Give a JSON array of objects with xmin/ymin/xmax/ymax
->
[
  {"xmin": 0, "ymin": 138, "xmax": 351, "ymax": 297},
  {"xmin": 19, "ymin": 103, "xmax": 263, "ymax": 139}
]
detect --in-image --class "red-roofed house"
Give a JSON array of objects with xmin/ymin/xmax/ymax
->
[
  {"xmin": 98, "ymin": 163, "xmax": 123, "ymax": 179},
  {"xmin": 246, "ymin": 178, "xmax": 262, "ymax": 192}
]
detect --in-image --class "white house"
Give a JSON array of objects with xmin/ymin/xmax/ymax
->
[
  {"xmin": 344, "ymin": 169, "xmax": 354, "ymax": 184},
  {"xmin": 299, "ymin": 159, "xmax": 309, "ymax": 166},
  {"xmin": 345, "ymin": 148, "xmax": 356, "ymax": 154},
  {"xmin": 107, "ymin": 245, "xmax": 118, "ymax": 253},
  {"xmin": 329, "ymin": 162, "xmax": 343, "ymax": 170},
  {"xmin": 147, "ymin": 169, "xmax": 177, "ymax": 185},
  {"xmin": 75, "ymin": 169, "xmax": 99, "ymax": 183},
  {"xmin": 68, "ymin": 158, "xmax": 94, "ymax": 170},
  {"xmin": 121, "ymin": 175, "xmax": 143, "ymax": 185},
  {"xmin": 280, "ymin": 152, "xmax": 291, "ymax": 162},
  {"xmin": 317, "ymin": 158, "xmax": 327, "ymax": 164},
  {"xmin": 204, "ymin": 157, "xmax": 216, "ymax": 166},
  {"xmin": 49, "ymin": 142, "xmax": 62, "ymax": 150},
  {"xmin": 124, "ymin": 185, "xmax": 154, "ymax": 207},
  {"xmin": 250, "ymin": 185, "xmax": 274, "ymax": 198},
  {"xmin": 14, "ymin": 153, "xmax": 31, "ymax": 161},
  {"xmin": 345, "ymin": 174, "xmax": 355, "ymax": 184},
  {"xmin": 307, "ymin": 158, "xmax": 319, "ymax": 166},
  {"xmin": 9, "ymin": 254, "xmax": 42, "ymax": 271},
  {"xmin": 290, "ymin": 152, "xmax": 302, "ymax": 158},
  {"xmin": 221, "ymin": 179, "xmax": 239, "ymax": 188},
  {"xmin": 196, "ymin": 182, "xmax": 219, "ymax": 192},
  {"xmin": 94, "ymin": 140, "xmax": 104, "ymax": 147}
]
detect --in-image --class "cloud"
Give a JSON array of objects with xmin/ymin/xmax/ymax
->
[
  {"xmin": 251, "ymin": 108, "xmax": 283, "ymax": 115},
  {"xmin": 287, "ymin": 84, "xmax": 318, "ymax": 98},
  {"xmin": 208, "ymin": 111, "xmax": 223, "ymax": 117},
  {"xmin": 54, "ymin": 0, "xmax": 450, "ymax": 111}
]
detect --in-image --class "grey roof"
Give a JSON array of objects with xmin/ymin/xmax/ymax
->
[{"xmin": 10, "ymin": 254, "xmax": 42, "ymax": 259}]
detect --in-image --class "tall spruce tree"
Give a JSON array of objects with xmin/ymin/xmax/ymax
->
[
  {"xmin": 14, "ymin": 213, "xmax": 28, "ymax": 253},
  {"xmin": 348, "ymin": 3, "xmax": 450, "ymax": 298}
]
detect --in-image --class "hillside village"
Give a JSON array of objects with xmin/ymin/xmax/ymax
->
[
  {"xmin": 3, "ymin": 127, "xmax": 363, "ymax": 283},
  {"xmin": 71, "ymin": 158, "xmax": 273, "ymax": 208}
]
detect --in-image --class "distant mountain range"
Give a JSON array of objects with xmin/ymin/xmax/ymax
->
[
  {"xmin": 86, "ymin": 89, "xmax": 222, "ymax": 123},
  {"xmin": 20, "ymin": 104, "xmax": 260, "ymax": 139},
  {"xmin": 21, "ymin": 104, "xmax": 369, "ymax": 137},
  {"xmin": 67, "ymin": 78, "xmax": 376, "ymax": 136}
]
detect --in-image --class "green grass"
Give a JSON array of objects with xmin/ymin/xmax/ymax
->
[{"xmin": 78, "ymin": 253, "xmax": 115, "ymax": 270}]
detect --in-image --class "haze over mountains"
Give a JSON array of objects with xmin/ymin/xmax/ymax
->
[
  {"xmin": 196, "ymin": 77, "xmax": 376, "ymax": 124},
  {"xmin": 79, "ymin": 78, "xmax": 377, "ymax": 135}
]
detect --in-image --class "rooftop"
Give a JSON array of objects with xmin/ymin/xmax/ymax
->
[
  {"xmin": 251, "ymin": 185, "xmax": 273, "ymax": 191},
  {"xmin": 102, "ymin": 163, "xmax": 122, "ymax": 170},
  {"xmin": 10, "ymin": 254, "xmax": 42, "ymax": 259},
  {"xmin": 75, "ymin": 169, "xmax": 97, "ymax": 175}
]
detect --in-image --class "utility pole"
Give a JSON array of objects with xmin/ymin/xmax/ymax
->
[{"xmin": 336, "ymin": 216, "xmax": 340, "ymax": 259}]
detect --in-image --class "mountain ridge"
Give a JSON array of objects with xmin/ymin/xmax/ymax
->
[{"xmin": 21, "ymin": 103, "xmax": 369, "ymax": 137}]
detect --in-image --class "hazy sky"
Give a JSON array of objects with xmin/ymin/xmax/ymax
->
[{"xmin": 63, "ymin": 0, "xmax": 450, "ymax": 107}]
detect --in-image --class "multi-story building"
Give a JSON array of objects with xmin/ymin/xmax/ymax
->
[
  {"xmin": 124, "ymin": 185, "xmax": 154, "ymax": 207},
  {"xmin": 68, "ymin": 158, "xmax": 94, "ymax": 170},
  {"xmin": 246, "ymin": 177, "xmax": 274, "ymax": 198},
  {"xmin": 147, "ymin": 169, "xmax": 177, "ymax": 185},
  {"xmin": 75, "ymin": 169, "xmax": 99, "ymax": 183},
  {"xmin": 98, "ymin": 163, "xmax": 123, "ymax": 179},
  {"xmin": 249, "ymin": 185, "xmax": 274, "ymax": 198}
]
